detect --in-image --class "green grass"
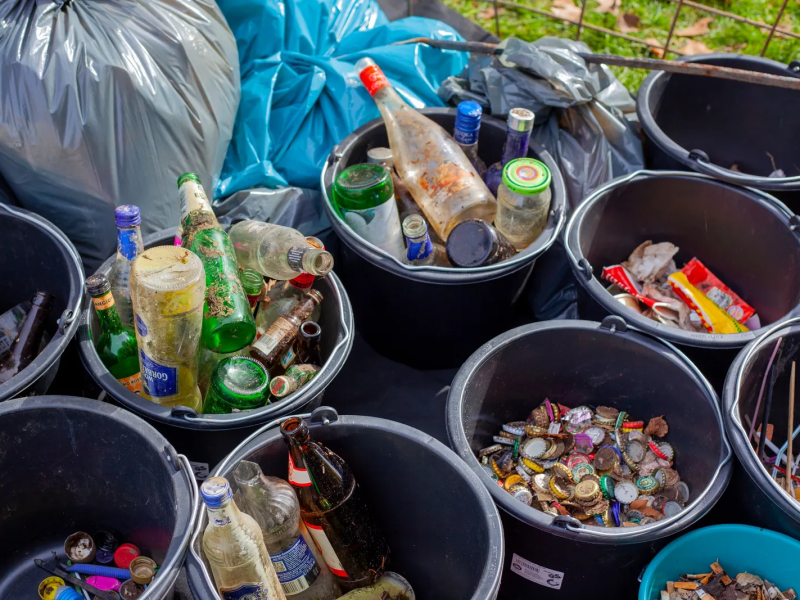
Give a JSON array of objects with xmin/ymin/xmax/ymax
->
[{"xmin": 442, "ymin": 0, "xmax": 800, "ymax": 91}]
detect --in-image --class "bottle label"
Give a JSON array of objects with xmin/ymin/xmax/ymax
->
[
  {"xmin": 280, "ymin": 346, "xmax": 296, "ymax": 369},
  {"xmin": 117, "ymin": 228, "xmax": 141, "ymax": 261},
  {"xmin": 219, "ymin": 583, "xmax": 272, "ymax": 600},
  {"xmin": 406, "ymin": 235, "xmax": 434, "ymax": 263},
  {"xmin": 179, "ymin": 180, "xmax": 211, "ymax": 221},
  {"xmin": 454, "ymin": 128, "xmax": 479, "ymax": 145},
  {"xmin": 303, "ymin": 522, "xmax": 348, "ymax": 578},
  {"xmin": 135, "ymin": 314, "xmax": 148, "ymax": 337},
  {"xmin": 288, "ymin": 274, "xmax": 314, "ymax": 290},
  {"xmin": 288, "ymin": 454, "xmax": 311, "ymax": 487},
  {"xmin": 270, "ymin": 536, "xmax": 320, "ymax": 596},
  {"xmin": 139, "ymin": 350, "xmax": 178, "ymax": 397},
  {"xmin": 117, "ymin": 372, "xmax": 142, "ymax": 394},
  {"xmin": 92, "ymin": 292, "xmax": 115, "ymax": 312},
  {"xmin": 359, "ymin": 64, "xmax": 390, "ymax": 97},
  {"xmin": 341, "ymin": 197, "xmax": 405, "ymax": 257}
]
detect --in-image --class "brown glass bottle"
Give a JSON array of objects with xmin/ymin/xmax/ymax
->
[
  {"xmin": 280, "ymin": 321, "xmax": 322, "ymax": 370},
  {"xmin": 281, "ymin": 417, "xmax": 389, "ymax": 592},
  {"xmin": 250, "ymin": 290, "xmax": 322, "ymax": 370},
  {"xmin": 0, "ymin": 291, "xmax": 54, "ymax": 383}
]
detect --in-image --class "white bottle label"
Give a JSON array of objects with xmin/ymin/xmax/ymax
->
[
  {"xmin": 304, "ymin": 522, "xmax": 348, "ymax": 578},
  {"xmin": 179, "ymin": 180, "xmax": 211, "ymax": 221},
  {"xmin": 288, "ymin": 454, "xmax": 311, "ymax": 487},
  {"xmin": 341, "ymin": 197, "xmax": 405, "ymax": 258}
]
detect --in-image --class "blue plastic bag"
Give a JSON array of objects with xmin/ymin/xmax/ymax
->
[{"xmin": 215, "ymin": 0, "xmax": 468, "ymax": 196}]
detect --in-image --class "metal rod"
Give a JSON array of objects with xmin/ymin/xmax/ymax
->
[
  {"xmin": 576, "ymin": 0, "xmax": 588, "ymax": 41},
  {"xmin": 668, "ymin": 0, "xmax": 800, "ymax": 41},
  {"xmin": 758, "ymin": 364, "xmax": 777, "ymax": 462},
  {"xmin": 762, "ymin": 0, "xmax": 790, "ymax": 56},
  {"xmin": 788, "ymin": 361, "xmax": 796, "ymax": 495},
  {"xmin": 407, "ymin": 0, "xmax": 412, "ymax": 17},
  {"xmin": 493, "ymin": 0, "xmax": 501, "ymax": 38},
  {"xmin": 662, "ymin": 0, "xmax": 684, "ymax": 59}
]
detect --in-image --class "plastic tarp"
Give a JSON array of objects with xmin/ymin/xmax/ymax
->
[
  {"xmin": 214, "ymin": 0, "xmax": 470, "ymax": 205},
  {"xmin": 0, "ymin": 0, "xmax": 240, "ymax": 272},
  {"xmin": 439, "ymin": 37, "xmax": 644, "ymax": 209}
]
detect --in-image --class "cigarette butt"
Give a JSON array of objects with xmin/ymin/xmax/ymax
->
[
  {"xmin": 675, "ymin": 582, "xmax": 699, "ymax": 590},
  {"xmin": 711, "ymin": 561, "xmax": 724, "ymax": 574},
  {"xmin": 687, "ymin": 573, "xmax": 712, "ymax": 580},
  {"xmin": 701, "ymin": 573, "xmax": 713, "ymax": 586},
  {"xmin": 667, "ymin": 581, "xmax": 675, "ymax": 593},
  {"xmin": 721, "ymin": 575, "xmax": 732, "ymax": 585}
]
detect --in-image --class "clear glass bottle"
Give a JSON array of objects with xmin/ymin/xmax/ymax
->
[
  {"xmin": 86, "ymin": 274, "xmax": 141, "ymax": 393},
  {"xmin": 270, "ymin": 364, "xmax": 318, "ymax": 399},
  {"xmin": 356, "ymin": 57, "xmax": 496, "ymax": 241},
  {"xmin": 332, "ymin": 164, "xmax": 405, "ymax": 258},
  {"xmin": 230, "ymin": 221, "xmax": 334, "ymax": 281},
  {"xmin": 203, "ymin": 356, "xmax": 270, "ymax": 414},
  {"xmin": 402, "ymin": 215, "xmax": 450, "ymax": 267},
  {"xmin": 109, "ymin": 205, "xmax": 145, "ymax": 327},
  {"xmin": 233, "ymin": 461, "xmax": 341, "ymax": 600},
  {"xmin": 483, "ymin": 108, "xmax": 535, "ymax": 196},
  {"xmin": 200, "ymin": 477, "xmax": 286, "ymax": 600},
  {"xmin": 178, "ymin": 173, "xmax": 256, "ymax": 353},
  {"xmin": 495, "ymin": 158, "xmax": 552, "ymax": 249},
  {"xmin": 445, "ymin": 219, "xmax": 517, "ymax": 268},
  {"xmin": 130, "ymin": 245, "xmax": 205, "ymax": 411},
  {"xmin": 454, "ymin": 101, "xmax": 487, "ymax": 176}
]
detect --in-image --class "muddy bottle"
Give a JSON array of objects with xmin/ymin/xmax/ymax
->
[
  {"xmin": 251, "ymin": 290, "xmax": 323, "ymax": 371},
  {"xmin": 178, "ymin": 173, "xmax": 256, "ymax": 353},
  {"xmin": 281, "ymin": 417, "xmax": 389, "ymax": 592},
  {"xmin": 0, "ymin": 291, "xmax": 54, "ymax": 383},
  {"xmin": 233, "ymin": 461, "xmax": 341, "ymax": 600}
]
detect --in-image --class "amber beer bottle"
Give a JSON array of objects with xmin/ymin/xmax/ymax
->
[
  {"xmin": 0, "ymin": 291, "xmax": 54, "ymax": 383},
  {"xmin": 281, "ymin": 417, "xmax": 389, "ymax": 592}
]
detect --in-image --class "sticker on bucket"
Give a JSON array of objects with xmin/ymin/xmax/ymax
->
[
  {"xmin": 190, "ymin": 461, "xmax": 209, "ymax": 480},
  {"xmin": 510, "ymin": 553, "xmax": 564, "ymax": 590}
]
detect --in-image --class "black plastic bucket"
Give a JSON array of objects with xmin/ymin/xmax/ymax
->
[
  {"xmin": 723, "ymin": 317, "xmax": 800, "ymax": 539},
  {"xmin": 0, "ymin": 395, "xmax": 196, "ymax": 600},
  {"xmin": 78, "ymin": 228, "xmax": 354, "ymax": 474},
  {"xmin": 321, "ymin": 108, "xmax": 567, "ymax": 369},
  {"xmin": 565, "ymin": 170, "xmax": 800, "ymax": 389},
  {"xmin": 446, "ymin": 318, "xmax": 732, "ymax": 599},
  {"xmin": 0, "ymin": 203, "xmax": 84, "ymax": 400},
  {"xmin": 186, "ymin": 407, "xmax": 504, "ymax": 600},
  {"xmin": 638, "ymin": 53, "xmax": 800, "ymax": 212}
]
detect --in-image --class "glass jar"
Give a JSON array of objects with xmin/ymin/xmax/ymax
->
[{"xmin": 495, "ymin": 158, "xmax": 552, "ymax": 250}]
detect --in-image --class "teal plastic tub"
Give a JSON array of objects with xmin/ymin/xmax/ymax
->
[{"xmin": 639, "ymin": 525, "xmax": 800, "ymax": 600}]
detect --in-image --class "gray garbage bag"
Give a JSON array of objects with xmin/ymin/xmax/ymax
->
[
  {"xmin": 215, "ymin": 187, "xmax": 330, "ymax": 236},
  {"xmin": 439, "ymin": 36, "xmax": 643, "ymax": 208},
  {"xmin": 0, "ymin": 0, "xmax": 240, "ymax": 272}
]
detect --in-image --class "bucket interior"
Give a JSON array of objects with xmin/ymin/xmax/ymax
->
[
  {"xmin": 0, "ymin": 403, "xmax": 180, "ymax": 598},
  {"xmin": 459, "ymin": 325, "xmax": 723, "ymax": 526},
  {"xmin": 576, "ymin": 175, "xmax": 800, "ymax": 326},
  {"xmin": 193, "ymin": 422, "xmax": 497, "ymax": 600},
  {"xmin": 646, "ymin": 56, "xmax": 800, "ymax": 177}
]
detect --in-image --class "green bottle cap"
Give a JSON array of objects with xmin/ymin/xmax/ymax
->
[
  {"xmin": 177, "ymin": 172, "xmax": 201, "ymax": 187},
  {"xmin": 501, "ymin": 158, "xmax": 551, "ymax": 195},
  {"xmin": 208, "ymin": 356, "xmax": 269, "ymax": 410},
  {"xmin": 240, "ymin": 270, "xmax": 263, "ymax": 297},
  {"xmin": 332, "ymin": 164, "xmax": 394, "ymax": 211}
]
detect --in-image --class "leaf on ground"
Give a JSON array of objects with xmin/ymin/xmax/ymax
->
[
  {"xmin": 477, "ymin": 6, "xmax": 506, "ymax": 20},
  {"xmin": 681, "ymin": 39, "xmax": 713, "ymax": 55},
  {"xmin": 594, "ymin": 0, "xmax": 619, "ymax": 15},
  {"xmin": 723, "ymin": 42, "xmax": 747, "ymax": 52},
  {"xmin": 550, "ymin": 0, "xmax": 582, "ymax": 22},
  {"xmin": 646, "ymin": 37, "xmax": 666, "ymax": 58},
  {"xmin": 675, "ymin": 17, "xmax": 714, "ymax": 37},
  {"xmin": 616, "ymin": 12, "xmax": 641, "ymax": 33}
]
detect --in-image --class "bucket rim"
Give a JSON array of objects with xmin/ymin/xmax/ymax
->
[
  {"xmin": 446, "ymin": 318, "xmax": 733, "ymax": 544},
  {"xmin": 320, "ymin": 107, "xmax": 567, "ymax": 285},
  {"xmin": 76, "ymin": 228, "xmax": 355, "ymax": 430},
  {"xmin": 564, "ymin": 169, "xmax": 800, "ymax": 349},
  {"xmin": 0, "ymin": 395, "xmax": 198, "ymax": 600},
  {"xmin": 722, "ymin": 316, "xmax": 800, "ymax": 525},
  {"xmin": 637, "ymin": 52, "xmax": 800, "ymax": 191},
  {"xmin": 185, "ymin": 408, "xmax": 505, "ymax": 600},
  {"xmin": 0, "ymin": 204, "xmax": 84, "ymax": 400}
]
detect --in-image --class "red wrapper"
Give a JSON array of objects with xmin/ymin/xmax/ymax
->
[
  {"xmin": 680, "ymin": 258, "xmax": 755, "ymax": 324},
  {"xmin": 601, "ymin": 265, "xmax": 658, "ymax": 308}
]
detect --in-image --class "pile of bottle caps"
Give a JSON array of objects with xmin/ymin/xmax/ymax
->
[
  {"xmin": 655, "ymin": 560, "xmax": 796, "ymax": 600},
  {"xmin": 477, "ymin": 399, "xmax": 690, "ymax": 527}
]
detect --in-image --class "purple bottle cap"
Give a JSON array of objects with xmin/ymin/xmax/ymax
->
[{"xmin": 115, "ymin": 205, "xmax": 141, "ymax": 228}]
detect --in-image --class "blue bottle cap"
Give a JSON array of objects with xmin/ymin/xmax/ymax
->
[
  {"xmin": 115, "ymin": 205, "xmax": 141, "ymax": 228},
  {"xmin": 454, "ymin": 101, "xmax": 483, "ymax": 145},
  {"xmin": 200, "ymin": 477, "xmax": 233, "ymax": 508}
]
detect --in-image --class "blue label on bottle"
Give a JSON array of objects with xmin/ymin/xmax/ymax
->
[
  {"xmin": 139, "ymin": 350, "xmax": 177, "ymax": 397},
  {"xmin": 454, "ymin": 128, "xmax": 479, "ymax": 145},
  {"xmin": 135, "ymin": 314, "xmax": 148, "ymax": 337},
  {"xmin": 220, "ymin": 583, "xmax": 269, "ymax": 599},
  {"xmin": 117, "ymin": 228, "xmax": 140, "ymax": 261},
  {"xmin": 406, "ymin": 236, "xmax": 434, "ymax": 263},
  {"xmin": 270, "ymin": 536, "xmax": 320, "ymax": 595}
]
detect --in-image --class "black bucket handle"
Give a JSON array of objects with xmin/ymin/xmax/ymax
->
[{"xmin": 688, "ymin": 148, "xmax": 800, "ymax": 192}]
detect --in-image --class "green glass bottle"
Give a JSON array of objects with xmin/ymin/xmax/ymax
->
[
  {"xmin": 178, "ymin": 173, "xmax": 256, "ymax": 353},
  {"xmin": 203, "ymin": 356, "xmax": 270, "ymax": 414},
  {"xmin": 241, "ymin": 269, "xmax": 264, "ymax": 312},
  {"xmin": 86, "ymin": 274, "xmax": 142, "ymax": 393}
]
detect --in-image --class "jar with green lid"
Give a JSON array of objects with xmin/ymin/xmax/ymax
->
[
  {"xmin": 332, "ymin": 164, "xmax": 405, "ymax": 258},
  {"xmin": 203, "ymin": 355, "xmax": 270, "ymax": 414},
  {"xmin": 495, "ymin": 158, "xmax": 552, "ymax": 249}
]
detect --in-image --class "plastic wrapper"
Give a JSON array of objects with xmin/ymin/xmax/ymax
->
[
  {"xmin": 215, "ymin": 0, "xmax": 470, "ymax": 196},
  {"xmin": 0, "ymin": 0, "xmax": 240, "ymax": 272},
  {"xmin": 438, "ymin": 37, "xmax": 644, "ymax": 209},
  {"xmin": 680, "ymin": 258, "xmax": 755, "ymax": 324},
  {"xmin": 668, "ymin": 272, "xmax": 749, "ymax": 334}
]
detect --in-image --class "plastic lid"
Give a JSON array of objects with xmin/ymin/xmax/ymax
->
[
  {"xmin": 177, "ymin": 172, "xmax": 200, "ymax": 187},
  {"xmin": 201, "ymin": 477, "xmax": 233, "ymax": 508},
  {"xmin": 502, "ymin": 158, "xmax": 551, "ymax": 195},
  {"xmin": 210, "ymin": 356, "xmax": 269, "ymax": 407},
  {"xmin": 367, "ymin": 147, "xmax": 393, "ymax": 167},
  {"xmin": 114, "ymin": 543, "xmax": 140, "ymax": 569},
  {"xmin": 131, "ymin": 246, "xmax": 204, "ymax": 294},
  {"xmin": 455, "ymin": 101, "xmax": 482, "ymax": 132},
  {"xmin": 508, "ymin": 107, "xmax": 535, "ymax": 132},
  {"xmin": 333, "ymin": 164, "xmax": 394, "ymax": 210},
  {"xmin": 85, "ymin": 273, "xmax": 111, "ymax": 297},
  {"xmin": 240, "ymin": 269, "xmax": 264, "ymax": 296},
  {"xmin": 115, "ymin": 205, "xmax": 141, "ymax": 227},
  {"xmin": 445, "ymin": 220, "xmax": 499, "ymax": 267}
]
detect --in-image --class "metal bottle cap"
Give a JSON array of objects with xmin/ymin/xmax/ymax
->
[
  {"xmin": 366, "ymin": 147, "xmax": 393, "ymax": 167},
  {"xmin": 85, "ymin": 274, "xmax": 112, "ymax": 297},
  {"xmin": 507, "ymin": 107, "xmax": 535, "ymax": 132},
  {"xmin": 115, "ymin": 205, "xmax": 141, "ymax": 228},
  {"xmin": 64, "ymin": 532, "xmax": 96, "ymax": 564}
]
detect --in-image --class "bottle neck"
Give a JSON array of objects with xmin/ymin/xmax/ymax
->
[
  {"xmin": 372, "ymin": 85, "xmax": 409, "ymax": 120},
  {"xmin": 116, "ymin": 225, "xmax": 144, "ymax": 261},
  {"xmin": 92, "ymin": 292, "xmax": 125, "ymax": 334},
  {"xmin": 405, "ymin": 231, "xmax": 434, "ymax": 262},
  {"xmin": 205, "ymin": 498, "xmax": 241, "ymax": 528},
  {"xmin": 287, "ymin": 247, "xmax": 331, "ymax": 277},
  {"xmin": 458, "ymin": 141, "xmax": 480, "ymax": 162},
  {"xmin": 501, "ymin": 128, "xmax": 532, "ymax": 166},
  {"xmin": 179, "ymin": 180, "xmax": 218, "ymax": 227}
]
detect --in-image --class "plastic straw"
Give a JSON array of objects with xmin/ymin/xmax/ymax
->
[
  {"xmin": 748, "ymin": 337, "xmax": 783, "ymax": 441},
  {"xmin": 787, "ymin": 362, "xmax": 796, "ymax": 496}
]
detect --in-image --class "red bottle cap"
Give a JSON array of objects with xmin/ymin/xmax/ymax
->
[{"xmin": 114, "ymin": 543, "xmax": 141, "ymax": 569}]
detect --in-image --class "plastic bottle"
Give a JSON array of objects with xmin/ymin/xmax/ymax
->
[{"xmin": 109, "ymin": 205, "xmax": 144, "ymax": 327}]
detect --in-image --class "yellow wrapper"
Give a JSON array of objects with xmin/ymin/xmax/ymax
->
[{"xmin": 668, "ymin": 272, "xmax": 749, "ymax": 334}]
